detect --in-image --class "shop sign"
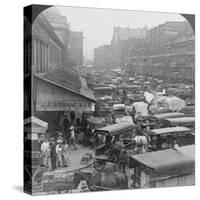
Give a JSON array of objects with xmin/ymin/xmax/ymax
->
[{"xmin": 36, "ymin": 100, "xmax": 95, "ymax": 111}]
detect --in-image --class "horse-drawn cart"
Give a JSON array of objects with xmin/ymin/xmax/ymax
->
[{"xmin": 93, "ymin": 122, "xmax": 136, "ymax": 171}]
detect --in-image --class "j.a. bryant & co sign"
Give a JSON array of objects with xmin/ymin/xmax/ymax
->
[{"xmin": 36, "ymin": 100, "xmax": 95, "ymax": 111}]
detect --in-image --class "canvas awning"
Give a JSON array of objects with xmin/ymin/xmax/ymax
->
[{"xmin": 24, "ymin": 116, "xmax": 48, "ymax": 133}]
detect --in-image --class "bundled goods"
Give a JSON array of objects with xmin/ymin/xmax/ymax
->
[
  {"xmin": 144, "ymin": 92, "xmax": 154, "ymax": 104},
  {"xmin": 166, "ymin": 97, "xmax": 186, "ymax": 111},
  {"xmin": 132, "ymin": 102, "xmax": 148, "ymax": 117},
  {"xmin": 151, "ymin": 96, "xmax": 186, "ymax": 113}
]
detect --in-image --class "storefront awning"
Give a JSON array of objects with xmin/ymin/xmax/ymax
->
[{"xmin": 24, "ymin": 116, "xmax": 48, "ymax": 133}]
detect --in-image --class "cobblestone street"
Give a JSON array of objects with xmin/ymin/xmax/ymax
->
[{"xmin": 51, "ymin": 145, "xmax": 94, "ymax": 173}]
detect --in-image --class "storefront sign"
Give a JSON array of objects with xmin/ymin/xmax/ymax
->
[{"xmin": 36, "ymin": 100, "xmax": 95, "ymax": 112}]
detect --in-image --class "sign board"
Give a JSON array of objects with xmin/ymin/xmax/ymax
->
[{"xmin": 36, "ymin": 100, "xmax": 95, "ymax": 112}]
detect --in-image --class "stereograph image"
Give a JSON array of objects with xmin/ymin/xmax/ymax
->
[{"xmin": 24, "ymin": 5, "xmax": 195, "ymax": 195}]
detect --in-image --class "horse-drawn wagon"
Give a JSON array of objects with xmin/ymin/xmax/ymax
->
[{"xmin": 93, "ymin": 122, "xmax": 136, "ymax": 171}]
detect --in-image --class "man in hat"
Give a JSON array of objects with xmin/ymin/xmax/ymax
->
[
  {"xmin": 69, "ymin": 125, "xmax": 77, "ymax": 150},
  {"xmin": 56, "ymin": 131, "xmax": 64, "ymax": 144}
]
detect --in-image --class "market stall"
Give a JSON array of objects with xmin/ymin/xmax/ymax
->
[{"xmin": 24, "ymin": 116, "xmax": 48, "ymax": 193}]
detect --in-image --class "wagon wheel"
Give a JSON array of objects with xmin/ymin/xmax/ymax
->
[
  {"xmin": 24, "ymin": 167, "xmax": 32, "ymax": 183},
  {"xmin": 94, "ymin": 159, "xmax": 107, "ymax": 171},
  {"xmin": 32, "ymin": 168, "xmax": 44, "ymax": 184}
]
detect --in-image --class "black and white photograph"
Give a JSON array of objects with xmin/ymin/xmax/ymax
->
[{"xmin": 23, "ymin": 4, "xmax": 195, "ymax": 195}]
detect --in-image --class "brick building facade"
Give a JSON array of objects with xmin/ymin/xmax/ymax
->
[{"xmin": 128, "ymin": 21, "xmax": 195, "ymax": 81}]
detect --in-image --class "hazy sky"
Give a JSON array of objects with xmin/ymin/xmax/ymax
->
[{"xmin": 57, "ymin": 6, "xmax": 185, "ymax": 60}]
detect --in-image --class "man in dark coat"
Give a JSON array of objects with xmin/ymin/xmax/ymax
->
[
  {"xmin": 70, "ymin": 111, "xmax": 76, "ymax": 125},
  {"xmin": 50, "ymin": 138, "xmax": 57, "ymax": 171},
  {"xmin": 63, "ymin": 115, "xmax": 70, "ymax": 141}
]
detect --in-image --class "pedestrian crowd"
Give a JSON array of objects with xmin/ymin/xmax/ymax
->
[{"xmin": 39, "ymin": 124, "xmax": 78, "ymax": 171}]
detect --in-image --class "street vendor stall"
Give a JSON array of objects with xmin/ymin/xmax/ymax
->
[
  {"xmin": 24, "ymin": 116, "xmax": 48, "ymax": 152},
  {"xmin": 24, "ymin": 116, "xmax": 48, "ymax": 193}
]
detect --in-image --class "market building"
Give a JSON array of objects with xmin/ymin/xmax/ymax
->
[
  {"xmin": 127, "ymin": 21, "xmax": 195, "ymax": 81},
  {"xmin": 42, "ymin": 7, "xmax": 71, "ymax": 66},
  {"xmin": 33, "ymin": 67, "xmax": 96, "ymax": 135},
  {"xmin": 31, "ymin": 10, "xmax": 96, "ymax": 136},
  {"xmin": 32, "ymin": 13, "xmax": 64, "ymax": 73}
]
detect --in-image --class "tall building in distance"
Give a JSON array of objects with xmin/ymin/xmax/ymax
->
[
  {"xmin": 94, "ymin": 45, "xmax": 117, "ymax": 70},
  {"xmin": 146, "ymin": 21, "xmax": 192, "ymax": 47},
  {"xmin": 110, "ymin": 26, "xmax": 148, "ymax": 67},
  {"xmin": 128, "ymin": 21, "xmax": 195, "ymax": 81},
  {"xmin": 69, "ymin": 31, "xmax": 84, "ymax": 66},
  {"xmin": 94, "ymin": 26, "xmax": 148, "ymax": 70}
]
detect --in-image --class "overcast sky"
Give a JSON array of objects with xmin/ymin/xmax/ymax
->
[{"xmin": 57, "ymin": 6, "xmax": 185, "ymax": 60}]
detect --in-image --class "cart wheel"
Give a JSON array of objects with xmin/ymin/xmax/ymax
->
[
  {"xmin": 94, "ymin": 159, "xmax": 106, "ymax": 171},
  {"xmin": 32, "ymin": 168, "xmax": 44, "ymax": 184},
  {"xmin": 24, "ymin": 167, "xmax": 32, "ymax": 183}
]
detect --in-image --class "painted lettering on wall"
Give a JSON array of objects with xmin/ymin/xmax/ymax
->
[{"xmin": 36, "ymin": 100, "xmax": 94, "ymax": 111}]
